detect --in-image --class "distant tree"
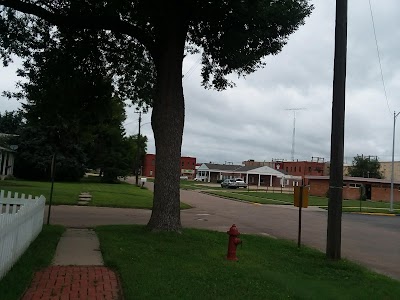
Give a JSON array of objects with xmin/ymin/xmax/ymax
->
[
  {"xmin": 0, "ymin": 0, "xmax": 314, "ymax": 231},
  {"xmin": 348, "ymin": 155, "xmax": 382, "ymax": 179},
  {"xmin": 0, "ymin": 110, "xmax": 23, "ymax": 134},
  {"xmin": 8, "ymin": 29, "xmax": 138, "ymax": 181},
  {"xmin": 13, "ymin": 125, "xmax": 87, "ymax": 181}
]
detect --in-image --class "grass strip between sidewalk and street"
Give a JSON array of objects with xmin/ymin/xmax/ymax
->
[
  {"xmin": 0, "ymin": 225, "xmax": 65, "ymax": 300},
  {"xmin": 0, "ymin": 178, "xmax": 190, "ymax": 209},
  {"xmin": 96, "ymin": 225, "xmax": 400, "ymax": 300},
  {"xmin": 205, "ymin": 191, "xmax": 400, "ymax": 214}
]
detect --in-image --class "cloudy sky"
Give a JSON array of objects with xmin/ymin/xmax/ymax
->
[{"xmin": 1, "ymin": 0, "xmax": 400, "ymax": 165}]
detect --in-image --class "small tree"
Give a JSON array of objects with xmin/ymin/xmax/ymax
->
[{"xmin": 348, "ymin": 155, "xmax": 382, "ymax": 179}]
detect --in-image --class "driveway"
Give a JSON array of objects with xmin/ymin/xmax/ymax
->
[{"xmin": 46, "ymin": 184, "xmax": 400, "ymax": 281}]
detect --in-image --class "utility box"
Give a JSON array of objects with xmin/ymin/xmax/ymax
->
[{"xmin": 294, "ymin": 186, "xmax": 309, "ymax": 208}]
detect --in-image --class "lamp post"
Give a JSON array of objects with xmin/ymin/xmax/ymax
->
[
  {"xmin": 390, "ymin": 111, "xmax": 400, "ymax": 212},
  {"xmin": 134, "ymin": 119, "xmax": 151, "ymax": 186}
]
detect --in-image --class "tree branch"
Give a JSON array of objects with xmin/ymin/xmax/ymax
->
[{"xmin": 0, "ymin": 0, "xmax": 156, "ymax": 56}]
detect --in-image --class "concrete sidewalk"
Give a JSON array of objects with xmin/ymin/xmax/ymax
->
[{"xmin": 22, "ymin": 228, "xmax": 122, "ymax": 300}]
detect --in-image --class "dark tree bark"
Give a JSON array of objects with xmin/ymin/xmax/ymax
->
[{"xmin": 147, "ymin": 10, "xmax": 188, "ymax": 231}]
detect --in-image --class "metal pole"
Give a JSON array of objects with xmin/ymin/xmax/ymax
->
[
  {"xmin": 47, "ymin": 153, "xmax": 56, "ymax": 225},
  {"xmin": 327, "ymin": 0, "xmax": 348, "ymax": 260},
  {"xmin": 135, "ymin": 111, "xmax": 142, "ymax": 186},
  {"xmin": 291, "ymin": 111, "xmax": 296, "ymax": 161},
  {"xmin": 390, "ymin": 112, "xmax": 399, "ymax": 212},
  {"xmin": 298, "ymin": 186, "xmax": 303, "ymax": 248}
]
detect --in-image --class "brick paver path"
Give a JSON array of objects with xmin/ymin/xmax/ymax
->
[{"xmin": 22, "ymin": 266, "xmax": 121, "ymax": 300}]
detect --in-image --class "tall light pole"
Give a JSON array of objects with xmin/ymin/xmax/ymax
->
[
  {"xmin": 390, "ymin": 111, "xmax": 400, "ymax": 212},
  {"xmin": 285, "ymin": 108, "xmax": 306, "ymax": 161}
]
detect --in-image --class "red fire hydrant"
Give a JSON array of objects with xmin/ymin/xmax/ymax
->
[{"xmin": 227, "ymin": 224, "xmax": 242, "ymax": 261}]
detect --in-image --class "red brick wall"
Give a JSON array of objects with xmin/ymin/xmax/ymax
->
[
  {"xmin": 309, "ymin": 179, "xmax": 400, "ymax": 202},
  {"xmin": 310, "ymin": 180, "xmax": 361, "ymax": 200},
  {"xmin": 309, "ymin": 179, "xmax": 329, "ymax": 197},
  {"xmin": 142, "ymin": 154, "xmax": 196, "ymax": 178},
  {"xmin": 343, "ymin": 187, "xmax": 360, "ymax": 200},
  {"xmin": 142, "ymin": 154, "xmax": 156, "ymax": 177},
  {"xmin": 282, "ymin": 161, "xmax": 324, "ymax": 178},
  {"xmin": 372, "ymin": 187, "xmax": 400, "ymax": 202}
]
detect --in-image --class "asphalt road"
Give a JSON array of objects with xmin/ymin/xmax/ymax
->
[{"xmin": 46, "ymin": 186, "xmax": 400, "ymax": 281}]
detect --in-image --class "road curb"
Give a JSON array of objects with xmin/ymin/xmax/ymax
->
[{"xmin": 349, "ymin": 212, "xmax": 398, "ymax": 217}]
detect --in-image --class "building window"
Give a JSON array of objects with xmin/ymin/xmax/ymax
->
[
  {"xmin": 286, "ymin": 180, "xmax": 289, "ymax": 185},
  {"xmin": 343, "ymin": 183, "xmax": 347, "ymax": 187},
  {"xmin": 181, "ymin": 162, "xmax": 184, "ymax": 166},
  {"xmin": 250, "ymin": 177, "xmax": 254, "ymax": 183},
  {"xmin": 150, "ymin": 170, "xmax": 153, "ymax": 176},
  {"xmin": 294, "ymin": 167, "xmax": 296, "ymax": 172},
  {"xmin": 286, "ymin": 167, "xmax": 288, "ymax": 172},
  {"xmin": 349, "ymin": 183, "xmax": 361, "ymax": 188},
  {"xmin": 308, "ymin": 167, "xmax": 312, "ymax": 172},
  {"xmin": 299, "ymin": 167, "xmax": 301, "ymax": 172}
]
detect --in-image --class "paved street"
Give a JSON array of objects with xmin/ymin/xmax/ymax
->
[{"xmin": 46, "ymin": 186, "xmax": 400, "ymax": 281}]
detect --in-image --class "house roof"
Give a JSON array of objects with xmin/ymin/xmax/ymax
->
[
  {"xmin": 198, "ymin": 163, "xmax": 301, "ymax": 179},
  {"xmin": 201, "ymin": 163, "xmax": 243, "ymax": 171}
]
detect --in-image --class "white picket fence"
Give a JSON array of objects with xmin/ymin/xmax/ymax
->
[{"xmin": 0, "ymin": 190, "xmax": 45, "ymax": 280}]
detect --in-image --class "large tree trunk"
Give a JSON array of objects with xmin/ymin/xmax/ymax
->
[{"xmin": 147, "ymin": 10, "xmax": 187, "ymax": 231}]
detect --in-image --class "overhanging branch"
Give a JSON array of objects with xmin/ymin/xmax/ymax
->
[{"xmin": 0, "ymin": 0, "xmax": 156, "ymax": 56}]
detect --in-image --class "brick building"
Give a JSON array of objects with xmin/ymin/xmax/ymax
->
[
  {"xmin": 306, "ymin": 175, "xmax": 400, "ymax": 202},
  {"xmin": 142, "ymin": 154, "xmax": 196, "ymax": 179},
  {"xmin": 281, "ymin": 161, "xmax": 324, "ymax": 181},
  {"xmin": 242, "ymin": 159, "xmax": 325, "ymax": 184}
]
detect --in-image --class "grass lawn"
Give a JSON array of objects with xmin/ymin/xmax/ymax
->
[
  {"xmin": 0, "ymin": 178, "xmax": 190, "ymax": 209},
  {"xmin": 0, "ymin": 225, "xmax": 64, "ymax": 300},
  {"xmin": 96, "ymin": 225, "xmax": 400, "ymax": 299},
  {"xmin": 206, "ymin": 190, "xmax": 400, "ymax": 214},
  {"xmin": 180, "ymin": 180, "xmax": 222, "ymax": 190}
]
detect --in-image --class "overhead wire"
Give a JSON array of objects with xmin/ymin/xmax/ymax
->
[
  {"xmin": 183, "ymin": 55, "xmax": 202, "ymax": 81},
  {"xmin": 368, "ymin": 0, "xmax": 391, "ymax": 114}
]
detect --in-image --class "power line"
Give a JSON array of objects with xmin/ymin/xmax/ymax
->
[
  {"xmin": 183, "ymin": 56, "xmax": 202, "ymax": 80},
  {"xmin": 368, "ymin": 0, "xmax": 391, "ymax": 114}
]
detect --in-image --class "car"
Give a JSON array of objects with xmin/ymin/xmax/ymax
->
[
  {"xmin": 221, "ymin": 179, "xmax": 235, "ymax": 188},
  {"xmin": 233, "ymin": 178, "xmax": 248, "ymax": 188},
  {"xmin": 221, "ymin": 178, "xmax": 248, "ymax": 189}
]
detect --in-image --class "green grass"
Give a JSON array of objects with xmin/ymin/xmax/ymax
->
[
  {"xmin": 205, "ymin": 190, "xmax": 400, "ymax": 213},
  {"xmin": 0, "ymin": 179, "xmax": 190, "ymax": 209},
  {"xmin": 179, "ymin": 180, "xmax": 223, "ymax": 190},
  {"xmin": 96, "ymin": 225, "xmax": 400, "ymax": 300},
  {"xmin": 0, "ymin": 225, "xmax": 64, "ymax": 300}
]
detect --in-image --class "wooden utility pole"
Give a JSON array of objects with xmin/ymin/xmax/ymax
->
[
  {"xmin": 135, "ymin": 111, "xmax": 142, "ymax": 186},
  {"xmin": 327, "ymin": 0, "xmax": 348, "ymax": 260}
]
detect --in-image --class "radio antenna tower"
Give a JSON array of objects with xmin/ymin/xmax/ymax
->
[{"xmin": 285, "ymin": 108, "xmax": 306, "ymax": 161}]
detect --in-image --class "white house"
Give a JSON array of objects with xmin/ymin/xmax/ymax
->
[
  {"xmin": 196, "ymin": 163, "xmax": 302, "ymax": 187},
  {"xmin": 0, "ymin": 133, "xmax": 18, "ymax": 180}
]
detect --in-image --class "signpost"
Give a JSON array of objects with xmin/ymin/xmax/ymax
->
[{"xmin": 294, "ymin": 186, "xmax": 309, "ymax": 248}]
